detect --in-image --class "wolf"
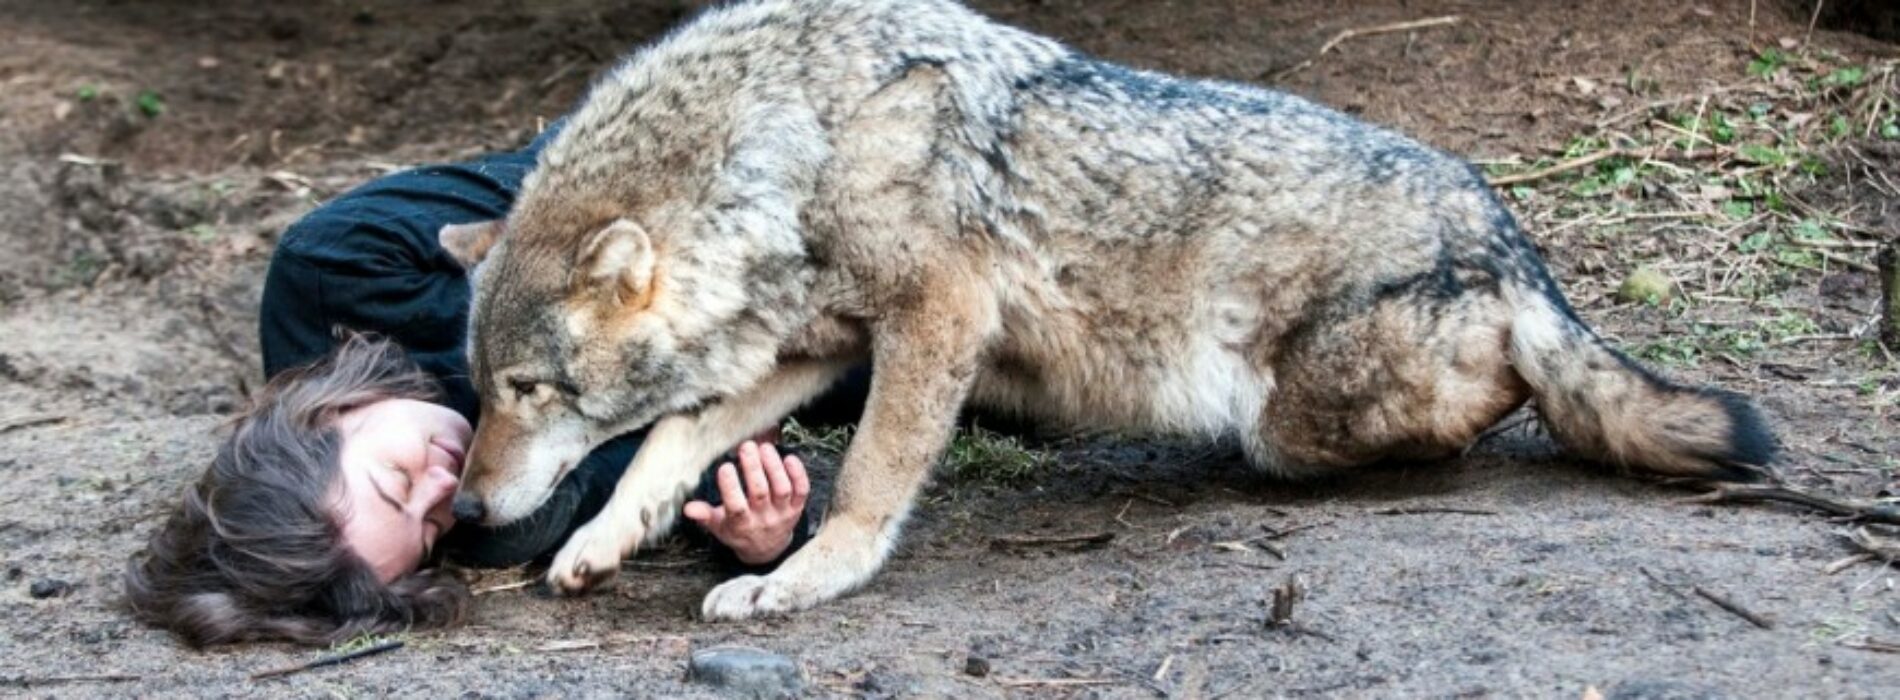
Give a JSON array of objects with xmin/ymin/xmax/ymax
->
[{"xmin": 439, "ymin": 0, "xmax": 1775, "ymax": 620}]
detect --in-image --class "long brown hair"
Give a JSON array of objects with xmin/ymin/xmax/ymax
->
[{"xmin": 125, "ymin": 334, "xmax": 471, "ymax": 647}]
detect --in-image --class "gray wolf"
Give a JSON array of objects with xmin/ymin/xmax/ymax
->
[{"xmin": 440, "ymin": 0, "xmax": 1775, "ymax": 620}]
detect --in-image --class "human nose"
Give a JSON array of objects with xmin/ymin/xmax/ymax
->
[{"xmin": 412, "ymin": 464, "xmax": 460, "ymax": 515}]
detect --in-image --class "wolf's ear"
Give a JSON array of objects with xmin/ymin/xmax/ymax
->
[
  {"xmin": 576, "ymin": 218, "xmax": 655, "ymax": 306},
  {"xmin": 439, "ymin": 220, "xmax": 503, "ymax": 268}
]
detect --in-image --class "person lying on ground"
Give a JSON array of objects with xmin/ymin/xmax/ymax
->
[{"xmin": 123, "ymin": 121, "xmax": 879, "ymax": 647}]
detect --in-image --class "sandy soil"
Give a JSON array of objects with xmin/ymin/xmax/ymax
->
[{"xmin": 0, "ymin": 1, "xmax": 1896, "ymax": 697}]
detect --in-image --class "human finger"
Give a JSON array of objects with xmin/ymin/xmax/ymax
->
[
  {"xmin": 760, "ymin": 443, "xmax": 792, "ymax": 500},
  {"xmin": 738, "ymin": 441, "xmax": 770, "ymax": 506},
  {"xmin": 716, "ymin": 463, "xmax": 749, "ymax": 516},
  {"xmin": 786, "ymin": 455, "xmax": 810, "ymax": 501},
  {"xmin": 683, "ymin": 500, "xmax": 726, "ymax": 529}
]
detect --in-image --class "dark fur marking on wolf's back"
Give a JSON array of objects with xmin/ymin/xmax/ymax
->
[{"xmin": 446, "ymin": 0, "xmax": 1781, "ymax": 620}]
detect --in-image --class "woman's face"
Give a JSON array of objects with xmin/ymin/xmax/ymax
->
[{"xmin": 331, "ymin": 398, "xmax": 472, "ymax": 582}]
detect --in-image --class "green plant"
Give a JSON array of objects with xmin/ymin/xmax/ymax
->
[
  {"xmin": 330, "ymin": 632, "xmax": 402, "ymax": 655},
  {"xmin": 1746, "ymin": 49, "xmax": 1788, "ymax": 78},
  {"xmin": 1820, "ymin": 66, "xmax": 1866, "ymax": 88},
  {"xmin": 135, "ymin": 90, "xmax": 164, "ymax": 118},
  {"xmin": 782, "ymin": 417, "xmax": 852, "ymax": 456},
  {"xmin": 943, "ymin": 424, "xmax": 1051, "ymax": 485}
]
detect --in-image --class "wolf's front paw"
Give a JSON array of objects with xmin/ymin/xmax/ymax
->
[
  {"xmin": 546, "ymin": 521, "xmax": 637, "ymax": 596},
  {"xmin": 701, "ymin": 574, "xmax": 811, "ymax": 620}
]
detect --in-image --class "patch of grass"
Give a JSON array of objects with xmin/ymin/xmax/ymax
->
[
  {"xmin": 1747, "ymin": 48, "xmax": 1789, "ymax": 78},
  {"xmin": 1633, "ymin": 336, "xmax": 1702, "ymax": 368},
  {"xmin": 781, "ymin": 416, "xmax": 851, "ymax": 456},
  {"xmin": 782, "ymin": 417, "xmax": 1052, "ymax": 485},
  {"xmin": 943, "ymin": 424, "xmax": 1052, "ymax": 485},
  {"xmin": 1819, "ymin": 65, "xmax": 1866, "ymax": 88},
  {"xmin": 75, "ymin": 84, "xmax": 99, "ymax": 101},
  {"xmin": 330, "ymin": 632, "xmax": 402, "ymax": 655},
  {"xmin": 57, "ymin": 251, "xmax": 103, "ymax": 287}
]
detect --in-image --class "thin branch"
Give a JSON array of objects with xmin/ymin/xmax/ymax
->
[
  {"xmin": 1318, "ymin": 16, "xmax": 1463, "ymax": 55},
  {"xmin": 1270, "ymin": 15, "xmax": 1462, "ymax": 81},
  {"xmin": 1677, "ymin": 483, "xmax": 1900, "ymax": 526},
  {"xmin": 251, "ymin": 640, "xmax": 405, "ymax": 681},
  {"xmin": 990, "ymin": 532, "xmax": 1115, "ymax": 550},
  {"xmin": 1371, "ymin": 506, "xmax": 1499, "ymax": 516},
  {"xmin": 1692, "ymin": 586, "xmax": 1775, "ymax": 629},
  {"xmin": 1486, "ymin": 148, "xmax": 1626, "ymax": 186},
  {"xmin": 0, "ymin": 413, "xmax": 67, "ymax": 435}
]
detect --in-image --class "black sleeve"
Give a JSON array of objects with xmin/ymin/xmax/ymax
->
[{"xmin": 258, "ymin": 153, "xmax": 539, "ymax": 422}]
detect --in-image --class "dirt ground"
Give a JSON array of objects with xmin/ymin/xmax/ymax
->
[{"xmin": 1, "ymin": 0, "xmax": 1897, "ymax": 697}]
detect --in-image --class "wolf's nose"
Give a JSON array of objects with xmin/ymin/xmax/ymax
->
[{"xmin": 451, "ymin": 493, "xmax": 487, "ymax": 524}]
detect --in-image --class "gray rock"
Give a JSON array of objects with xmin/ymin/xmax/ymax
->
[
  {"xmin": 687, "ymin": 645, "xmax": 803, "ymax": 699},
  {"xmin": 29, "ymin": 578, "xmax": 72, "ymax": 599}
]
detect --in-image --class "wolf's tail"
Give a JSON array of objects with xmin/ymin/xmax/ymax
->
[{"xmin": 1505, "ymin": 289, "xmax": 1776, "ymax": 481}]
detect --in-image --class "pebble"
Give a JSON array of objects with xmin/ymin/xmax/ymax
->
[
  {"xmin": 29, "ymin": 578, "xmax": 72, "ymax": 599},
  {"xmin": 963, "ymin": 655, "xmax": 991, "ymax": 678},
  {"xmin": 687, "ymin": 645, "xmax": 802, "ymax": 699}
]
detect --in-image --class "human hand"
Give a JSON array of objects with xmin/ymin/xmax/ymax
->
[{"xmin": 683, "ymin": 441, "xmax": 810, "ymax": 565}]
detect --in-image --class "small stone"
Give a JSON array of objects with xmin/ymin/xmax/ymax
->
[
  {"xmin": 29, "ymin": 578, "xmax": 72, "ymax": 599},
  {"xmin": 963, "ymin": 655, "xmax": 991, "ymax": 677},
  {"xmin": 687, "ymin": 645, "xmax": 802, "ymax": 699},
  {"xmin": 1617, "ymin": 266, "xmax": 1673, "ymax": 306}
]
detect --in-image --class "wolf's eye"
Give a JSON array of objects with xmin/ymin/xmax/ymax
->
[{"xmin": 508, "ymin": 378, "xmax": 541, "ymax": 398}]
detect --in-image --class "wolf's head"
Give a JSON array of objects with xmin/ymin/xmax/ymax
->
[{"xmin": 438, "ymin": 203, "xmax": 808, "ymax": 525}]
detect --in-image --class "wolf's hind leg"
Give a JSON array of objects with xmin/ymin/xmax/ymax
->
[
  {"xmin": 701, "ymin": 291, "xmax": 992, "ymax": 620},
  {"xmin": 547, "ymin": 359, "xmax": 852, "ymax": 595}
]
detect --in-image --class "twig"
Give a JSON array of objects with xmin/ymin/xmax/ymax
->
[
  {"xmin": 1594, "ymin": 82, "xmax": 1753, "ymax": 130},
  {"xmin": 1803, "ymin": 247, "xmax": 1879, "ymax": 274},
  {"xmin": 1774, "ymin": 333, "xmax": 1857, "ymax": 346},
  {"xmin": 1677, "ymin": 483, "xmax": 1900, "ymax": 525},
  {"xmin": 1844, "ymin": 527, "xmax": 1900, "ymax": 562},
  {"xmin": 1, "ymin": 674, "xmax": 139, "ymax": 687},
  {"xmin": 1270, "ymin": 15, "xmax": 1461, "ymax": 81},
  {"xmin": 1803, "ymin": 0, "xmax": 1825, "ymax": 53},
  {"xmin": 0, "ymin": 413, "xmax": 66, "ymax": 435},
  {"xmin": 1371, "ymin": 506, "xmax": 1498, "ymax": 516},
  {"xmin": 1880, "ymin": 242, "xmax": 1899, "ymax": 349},
  {"xmin": 1487, "ymin": 148, "xmax": 1626, "ymax": 186},
  {"xmin": 1841, "ymin": 638, "xmax": 1900, "ymax": 654},
  {"xmin": 474, "ymin": 579, "xmax": 534, "ymax": 595},
  {"xmin": 1317, "ymin": 16, "xmax": 1463, "ymax": 55},
  {"xmin": 250, "ymin": 640, "xmax": 405, "ymax": 680},
  {"xmin": 994, "ymin": 677, "xmax": 1121, "ymax": 688},
  {"xmin": 1639, "ymin": 567, "xmax": 1774, "ymax": 629},
  {"xmin": 537, "ymin": 640, "xmax": 602, "ymax": 653},
  {"xmin": 990, "ymin": 531, "xmax": 1115, "ymax": 550},
  {"xmin": 1692, "ymin": 585, "xmax": 1775, "ymax": 629},
  {"xmin": 1748, "ymin": 0, "xmax": 1759, "ymax": 49},
  {"xmin": 1260, "ymin": 521, "xmax": 1325, "ymax": 539},
  {"xmin": 1823, "ymin": 552, "xmax": 1876, "ymax": 574}
]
